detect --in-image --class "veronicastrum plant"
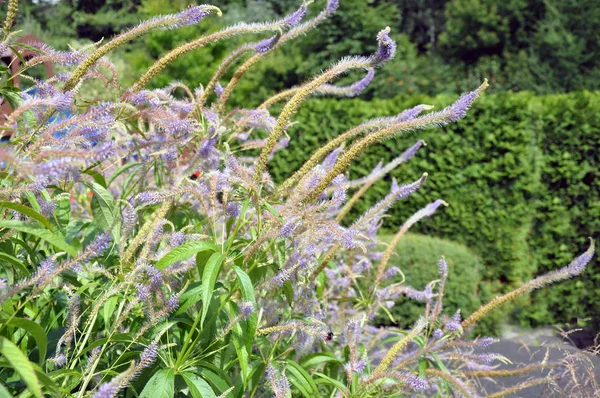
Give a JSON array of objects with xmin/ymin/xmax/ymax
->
[{"xmin": 0, "ymin": 0, "xmax": 597, "ymax": 397}]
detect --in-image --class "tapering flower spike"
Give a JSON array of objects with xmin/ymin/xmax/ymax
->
[
  {"xmin": 215, "ymin": 0, "xmax": 342, "ymax": 111},
  {"xmin": 375, "ymin": 199, "xmax": 448, "ymax": 285},
  {"xmin": 62, "ymin": 5, "xmax": 222, "ymax": 92},
  {"xmin": 278, "ymin": 105, "xmax": 433, "ymax": 193},
  {"xmin": 260, "ymin": 68, "xmax": 376, "ymax": 109},
  {"xmin": 253, "ymin": 30, "xmax": 398, "ymax": 183},
  {"xmin": 303, "ymin": 80, "xmax": 488, "ymax": 202},
  {"xmin": 370, "ymin": 27, "xmax": 397, "ymax": 66},
  {"xmin": 131, "ymin": 4, "xmax": 309, "ymax": 92},
  {"xmin": 255, "ymin": 34, "xmax": 281, "ymax": 54},
  {"xmin": 461, "ymin": 239, "xmax": 595, "ymax": 330}
]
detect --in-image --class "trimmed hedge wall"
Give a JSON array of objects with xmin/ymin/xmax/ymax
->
[{"xmin": 270, "ymin": 91, "xmax": 600, "ymax": 328}]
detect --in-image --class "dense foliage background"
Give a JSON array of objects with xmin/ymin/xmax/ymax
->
[{"xmin": 7, "ymin": 0, "xmax": 600, "ymax": 331}]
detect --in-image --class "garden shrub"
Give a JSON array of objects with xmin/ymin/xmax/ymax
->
[
  {"xmin": 373, "ymin": 233, "xmax": 501, "ymax": 336},
  {"xmin": 0, "ymin": 1, "xmax": 597, "ymax": 397},
  {"xmin": 518, "ymin": 92, "xmax": 600, "ymax": 328}
]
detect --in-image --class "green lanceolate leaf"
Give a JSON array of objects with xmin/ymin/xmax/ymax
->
[
  {"xmin": 286, "ymin": 360, "xmax": 318, "ymax": 397},
  {"xmin": 229, "ymin": 303, "xmax": 250, "ymax": 385},
  {"xmin": 201, "ymin": 252, "xmax": 224, "ymax": 325},
  {"xmin": 0, "ymin": 337, "xmax": 42, "ymax": 398},
  {"xmin": 139, "ymin": 368, "xmax": 175, "ymax": 398},
  {"xmin": 0, "ymin": 220, "xmax": 77, "ymax": 257},
  {"xmin": 0, "ymin": 382, "xmax": 11, "ymax": 398},
  {"xmin": 181, "ymin": 372, "xmax": 217, "ymax": 398},
  {"xmin": 0, "ymin": 201, "xmax": 53, "ymax": 231},
  {"xmin": 156, "ymin": 241, "xmax": 218, "ymax": 270},
  {"xmin": 0, "ymin": 317, "xmax": 47, "ymax": 365},
  {"xmin": 85, "ymin": 181, "xmax": 120, "ymax": 241},
  {"xmin": 232, "ymin": 266, "xmax": 258, "ymax": 351},
  {"xmin": 174, "ymin": 282, "xmax": 202, "ymax": 315},
  {"xmin": 0, "ymin": 252, "xmax": 29, "ymax": 275}
]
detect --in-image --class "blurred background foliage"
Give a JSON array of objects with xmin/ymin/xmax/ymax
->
[{"xmin": 6, "ymin": 0, "xmax": 600, "ymax": 331}]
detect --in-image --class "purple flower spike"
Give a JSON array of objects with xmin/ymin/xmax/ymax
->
[
  {"xmin": 396, "ymin": 104, "xmax": 434, "ymax": 122},
  {"xmin": 432, "ymin": 329, "xmax": 444, "ymax": 340},
  {"xmin": 240, "ymin": 301, "xmax": 255, "ymax": 318},
  {"xmin": 405, "ymin": 374, "xmax": 430, "ymax": 392},
  {"xmin": 567, "ymin": 239, "xmax": 595, "ymax": 276},
  {"xmin": 326, "ymin": 0, "xmax": 340, "ymax": 14},
  {"xmin": 255, "ymin": 34, "xmax": 280, "ymax": 54},
  {"xmin": 351, "ymin": 68, "xmax": 375, "ymax": 95},
  {"xmin": 445, "ymin": 80, "xmax": 488, "ymax": 122},
  {"xmin": 283, "ymin": 3, "xmax": 308, "ymax": 28},
  {"xmin": 391, "ymin": 173, "xmax": 428, "ymax": 199},
  {"xmin": 139, "ymin": 342, "xmax": 158, "ymax": 368},
  {"xmin": 438, "ymin": 257, "xmax": 448, "ymax": 277},
  {"xmin": 174, "ymin": 5, "xmax": 218, "ymax": 28},
  {"xmin": 280, "ymin": 219, "xmax": 299, "ymax": 238},
  {"xmin": 166, "ymin": 295, "xmax": 179, "ymax": 312},
  {"xmin": 214, "ymin": 82, "xmax": 224, "ymax": 97},
  {"xmin": 92, "ymin": 381, "xmax": 119, "ymax": 398},
  {"xmin": 87, "ymin": 233, "xmax": 112, "ymax": 257},
  {"xmin": 371, "ymin": 27, "xmax": 396, "ymax": 66},
  {"xmin": 399, "ymin": 140, "xmax": 426, "ymax": 162}
]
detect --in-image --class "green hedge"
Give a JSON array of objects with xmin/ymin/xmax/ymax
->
[
  {"xmin": 374, "ymin": 234, "xmax": 500, "ymax": 336},
  {"xmin": 518, "ymin": 92, "xmax": 600, "ymax": 328},
  {"xmin": 269, "ymin": 91, "xmax": 600, "ymax": 328}
]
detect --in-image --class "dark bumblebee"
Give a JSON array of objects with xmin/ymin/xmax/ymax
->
[{"xmin": 324, "ymin": 331, "xmax": 334, "ymax": 341}]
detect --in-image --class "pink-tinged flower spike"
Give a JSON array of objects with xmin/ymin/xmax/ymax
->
[
  {"xmin": 461, "ymin": 238, "xmax": 594, "ymax": 331},
  {"xmin": 375, "ymin": 200, "xmax": 448, "ymax": 285},
  {"xmin": 62, "ymin": 5, "xmax": 222, "ymax": 92},
  {"xmin": 370, "ymin": 27, "xmax": 397, "ymax": 66}
]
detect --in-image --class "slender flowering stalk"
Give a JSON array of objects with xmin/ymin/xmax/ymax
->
[
  {"xmin": 336, "ymin": 140, "xmax": 426, "ymax": 222},
  {"xmin": 373, "ymin": 317, "xmax": 426, "ymax": 374},
  {"xmin": 431, "ymin": 256, "xmax": 448, "ymax": 321},
  {"xmin": 424, "ymin": 368, "xmax": 479, "ymax": 398},
  {"xmin": 216, "ymin": 1, "xmax": 339, "ymax": 111},
  {"xmin": 258, "ymin": 68, "xmax": 375, "ymax": 109},
  {"xmin": 278, "ymin": 105, "xmax": 433, "ymax": 194},
  {"xmin": 194, "ymin": 43, "xmax": 254, "ymax": 110},
  {"xmin": 62, "ymin": 5, "xmax": 222, "ymax": 92},
  {"xmin": 343, "ymin": 139, "xmax": 426, "ymax": 190},
  {"xmin": 375, "ymin": 200, "xmax": 448, "ymax": 285},
  {"xmin": 2, "ymin": 0, "xmax": 19, "ymax": 35},
  {"xmin": 461, "ymin": 239, "xmax": 595, "ymax": 330},
  {"xmin": 254, "ymin": 29, "xmax": 397, "ymax": 183},
  {"xmin": 486, "ymin": 377, "xmax": 559, "ymax": 398},
  {"xmin": 462, "ymin": 362, "xmax": 560, "ymax": 377},
  {"xmin": 131, "ymin": 4, "xmax": 308, "ymax": 92},
  {"xmin": 304, "ymin": 81, "xmax": 488, "ymax": 202}
]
